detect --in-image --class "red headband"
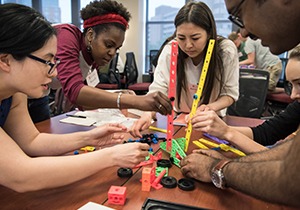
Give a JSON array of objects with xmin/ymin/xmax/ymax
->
[{"xmin": 83, "ymin": 14, "xmax": 128, "ymax": 29}]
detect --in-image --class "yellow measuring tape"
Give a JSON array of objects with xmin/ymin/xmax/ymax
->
[{"xmin": 184, "ymin": 40, "xmax": 215, "ymax": 152}]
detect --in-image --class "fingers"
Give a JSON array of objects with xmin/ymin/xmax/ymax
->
[
  {"xmin": 106, "ymin": 123, "xmax": 128, "ymax": 133},
  {"xmin": 193, "ymin": 149, "xmax": 229, "ymax": 160},
  {"xmin": 129, "ymin": 120, "xmax": 143, "ymax": 138},
  {"xmin": 129, "ymin": 115, "xmax": 151, "ymax": 138},
  {"xmin": 153, "ymin": 92, "xmax": 173, "ymax": 115}
]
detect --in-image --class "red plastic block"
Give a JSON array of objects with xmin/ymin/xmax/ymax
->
[
  {"xmin": 133, "ymin": 159, "xmax": 154, "ymax": 169},
  {"xmin": 107, "ymin": 186, "xmax": 126, "ymax": 205},
  {"xmin": 151, "ymin": 169, "xmax": 166, "ymax": 190}
]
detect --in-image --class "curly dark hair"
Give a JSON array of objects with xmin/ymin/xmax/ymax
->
[{"xmin": 81, "ymin": 0, "xmax": 131, "ymax": 34}]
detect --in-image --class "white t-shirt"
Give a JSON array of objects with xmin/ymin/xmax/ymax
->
[{"xmin": 148, "ymin": 39, "xmax": 239, "ymax": 117}]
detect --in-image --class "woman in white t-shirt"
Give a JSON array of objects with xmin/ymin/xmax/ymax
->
[{"xmin": 130, "ymin": 1, "xmax": 239, "ymax": 137}]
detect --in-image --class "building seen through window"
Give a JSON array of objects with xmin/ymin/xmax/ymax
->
[{"xmin": 145, "ymin": 0, "xmax": 232, "ymax": 73}]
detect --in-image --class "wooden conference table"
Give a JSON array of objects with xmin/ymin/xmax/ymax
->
[{"xmin": 0, "ymin": 113, "xmax": 296, "ymax": 210}]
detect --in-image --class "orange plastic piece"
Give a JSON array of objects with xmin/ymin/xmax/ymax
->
[{"xmin": 142, "ymin": 167, "xmax": 156, "ymax": 191}]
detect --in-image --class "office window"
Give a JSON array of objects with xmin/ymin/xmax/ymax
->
[
  {"xmin": 145, "ymin": 0, "xmax": 232, "ymax": 73},
  {"xmin": 145, "ymin": 0, "xmax": 185, "ymax": 73},
  {"xmin": 1, "ymin": 0, "xmax": 72, "ymax": 24},
  {"xmin": 1, "ymin": 0, "xmax": 31, "ymax": 6},
  {"xmin": 41, "ymin": 0, "xmax": 71, "ymax": 24},
  {"xmin": 200, "ymin": 0, "xmax": 232, "ymax": 37}
]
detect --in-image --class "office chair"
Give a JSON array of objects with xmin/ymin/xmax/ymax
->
[
  {"xmin": 97, "ymin": 53, "xmax": 121, "ymax": 90},
  {"xmin": 264, "ymin": 55, "xmax": 294, "ymax": 117},
  {"xmin": 124, "ymin": 52, "xmax": 151, "ymax": 94},
  {"xmin": 148, "ymin": 49, "xmax": 159, "ymax": 82},
  {"xmin": 264, "ymin": 81, "xmax": 294, "ymax": 117},
  {"xmin": 49, "ymin": 88, "xmax": 76, "ymax": 116},
  {"xmin": 227, "ymin": 68, "xmax": 270, "ymax": 118}
]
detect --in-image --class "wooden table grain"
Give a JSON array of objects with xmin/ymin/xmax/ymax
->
[{"xmin": 0, "ymin": 113, "xmax": 296, "ymax": 210}]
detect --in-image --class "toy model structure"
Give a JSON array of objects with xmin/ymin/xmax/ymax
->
[{"xmin": 160, "ymin": 40, "xmax": 216, "ymax": 167}]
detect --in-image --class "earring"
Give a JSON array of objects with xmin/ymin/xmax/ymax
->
[{"xmin": 87, "ymin": 41, "xmax": 92, "ymax": 53}]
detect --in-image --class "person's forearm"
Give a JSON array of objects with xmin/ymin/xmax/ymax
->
[
  {"xmin": 235, "ymin": 139, "xmax": 293, "ymax": 161},
  {"xmin": 223, "ymin": 127, "xmax": 267, "ymax": 154},
  {"xmin": 224, "ymin": 138, "xmax": 300, "ymax": 207},
  {"xmin": 208, "ymin": 95, "xmax": 234, "ymax": 112},
  {"xmin": 224, "ymin": 160, "xmax": 285, "ymax": 205},
  {"xmin": 25, "ymin": 132, "xmax": 94, "ymax": 156},
  {"xmin": 239, "ymin": 59, "xmax": 252, "ymax": 65},
  {"xmin": 229, "ymin": 126, "xmax": 254, "ymax": 139},
  {"xmin": 77, "ymin": 86, "xmax": 141, "ymax": 110},
  {"xmin": 5, "ymin": 148, "xmax": 114, "ymax": 192}
]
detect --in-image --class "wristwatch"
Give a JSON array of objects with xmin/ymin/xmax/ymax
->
[{"xmin": 211, "ymin": 159, "xmax": 232, "ymax": 189}]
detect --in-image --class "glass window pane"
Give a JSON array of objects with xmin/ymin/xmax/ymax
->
[
  {"xmin": 80, "ymin": 0, "xmax": 91, "ymax": 9},
  {"xmin": 148, "ymin": 0, "xmax": 185, "ymax": 21},
  {"xmin": 1, "ymin": 0, "xmax": 31, "ymax": 6},
  {"xmin": 41, "ymin": 0, "xmax": 71, "ymax": 24},
  {"xmin": 145, "ymin": 0, "xmax": 185, "ymax": 73},
  {"xmin": 145, "ymin": 23, "xmax": 175, "ymax": 73},
  {"xmin": 197, "ymin": 0, "xmax": 232, "ymax": 37}
]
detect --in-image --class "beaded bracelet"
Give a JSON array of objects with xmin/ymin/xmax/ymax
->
[{"xmin": 117, "ymin": 92, "xmax": 123, "ymax": 109}]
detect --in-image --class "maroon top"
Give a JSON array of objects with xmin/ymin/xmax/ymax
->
[{"xmin": 54, "ymin": 24, "xmax": 94, "ymax": 104}]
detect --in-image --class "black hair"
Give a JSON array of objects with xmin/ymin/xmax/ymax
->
[
  {"xmin": 155, "ymin": 1, "xmax": 225, "ymax": 108},
  {"xmin": 0, "ymin": 3, "xmax": 56, "ymax": 60},
  {"xmin": 81, "ymin": 0, "xmax": 131, "ymax": 35}
]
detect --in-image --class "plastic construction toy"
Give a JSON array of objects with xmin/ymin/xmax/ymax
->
[
  {"xmin": 151, "ymin": 169, "xmax": 166, "ymax": 190},
  {"xmin": 178, "ymin": 178, "xmax": 195, "ymax": 191},
  {"xmin": 166, "ymin": 41, "xmax": 179, "ymax": 152},
  {"xmin": 196, "ymin": 138, "xmax": 246, "ymax": 157},
  {"xmin": 107, "ymin": 186, "xmax": 127, "ymax": 205},
  {"xmin": 117, "ymin": 168, "xmax": 133, "ymax": 178},
  {"xmin": 160, "ymin": 137, "xmax": 186, "ymax": 168},
  {"xmin": 133, "ymin": 151, "xmax": 162, "ymax": 169},
  {"xmin": 157, "ymin": 159, "xmax": 172, "ymax": 168},
  {"xmin": 80, "ymin": 146, "xmax": 96, "ymax": 152},
  {"xmin": 160, "ymin": 176, "xmax": 177, "ymax": 189},
  {"xmin": 126, "ymin": 133, "xmax": 165, "ymax": 146},
  {"xmin": 185, "ymin": 40, "xmax": 215, "ymax": 152},
  {"xmin": 203, "ymin": 133, "xmax": 229, "ymax": 145},
  {"xmin": 141, "ymin": 167, "xmax": 156, "ymax": 192}
]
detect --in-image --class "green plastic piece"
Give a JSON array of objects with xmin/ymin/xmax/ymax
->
[{"xmin": 160, "ymin": 138, "xmax": 187, "ymax": 167}]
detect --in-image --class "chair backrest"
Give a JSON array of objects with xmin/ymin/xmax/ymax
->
[
  {"xmin": 227, "ymin": 68, "xmax": 270, "ymax": 118},
  {"xmin": 109, "ymin": 52, "xmax": 119, "ymax": 73},
  {"xmin": 50, "ymin": 88, "xmax": 76, "ymax": 116},
  {"xmin": 98, "ymin": 53, "xmax": 121, "ymax": 88},
  {"xmin": 149, "ymin": 49, "xmax": 159, "ymax": 70},
  {"xmin": 124, "ymin": 52, "xmax": 138, "ymax": 88}
]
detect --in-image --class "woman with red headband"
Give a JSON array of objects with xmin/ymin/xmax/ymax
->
[{"xmin": 54, "ymin": 0, "xmax": 172, "ymax": 115}]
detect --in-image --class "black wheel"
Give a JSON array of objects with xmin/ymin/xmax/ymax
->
[
  {"xmin": 178, "ymin": 178, "xmax": 195, "ymax": 191},
  {"xmin": 157, "ymin": 159, "xmax": 172, "ymax": 168},
  {"xmin": 117, "ymin": 168, "xmax": 133, "ymax": 178},
  {"xmin": 161, "ymin": 176, "xmax": 177, "ymax": 188}
]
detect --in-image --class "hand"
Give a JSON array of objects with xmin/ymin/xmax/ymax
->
[
  {"xmin": 196, "ymin": 104, "xmax": 211, "ymax": 112},
  {"xmin": 111, "ymin": 143, "xmax": 150, "ymax": 168},
  {"xmin": 193, "ymin": 149, "xmax": 231, "ymax": 160},
  {"xmin": 129, "ymin": 112, "xmax": 152, "ymax": 138},
  {"xmin": 88, "ymin": 123, "xmax": 127, "ymax": 148},
  {"xmin": 180, "ymin": 152, "xmax": 219, "ymax": 182},
  {"xmin": 138, "ymin": 91, "xmax": 172, "ymax": 115},
  {"xmin": 190, "ymin": 110, "xmax": 229, "ymax": 140}
]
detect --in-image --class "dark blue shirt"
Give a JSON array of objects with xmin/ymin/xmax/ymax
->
[{"xmin": 0, "ymin": 97, "xmax": 12, "ymax": 127}]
